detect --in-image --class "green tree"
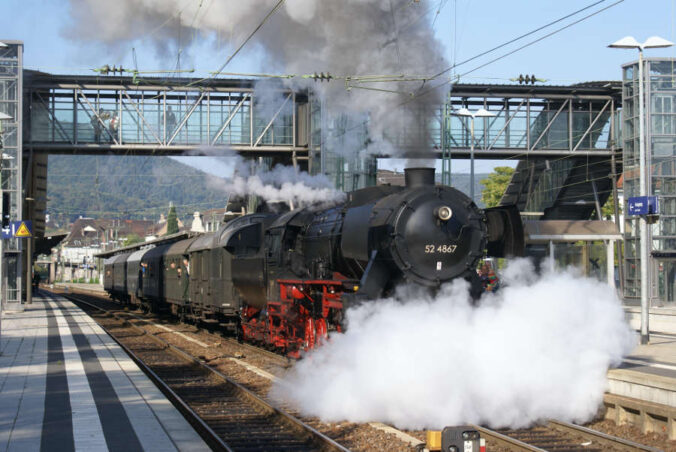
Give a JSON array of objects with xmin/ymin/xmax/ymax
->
[
  {"xmin": 601, "ymin": 192, "xmax": 622, "ymax": 221},
  {"xmin": 480, "ymin": 166, "xmax": 515, "ymax": 208},
  {"xmin": 166, "ymin": 204, "xmax": 179, "ymax": 235}
]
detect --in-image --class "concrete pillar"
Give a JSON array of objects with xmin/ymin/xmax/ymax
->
[
  {"xmin": 607, "ymin": 240, "xmax": 615, "ymax": 288},
  {"xmin": 549, "ymin": 241, "xmax": 555, "ymax": 272},
  {"xmin": 582, "ymin": 242, "xmax": 590, "ymax": 277},
  {"xmin": 26, "ymin": 237, "xmax": 32, "ymax": 304},
  {"xmin": 49, "ymin": 262, "xmax": 55, "ymax": 283}
]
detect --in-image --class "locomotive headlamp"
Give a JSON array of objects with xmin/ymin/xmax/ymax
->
[{"xmin": 436, "ymin": 206, "xmax": 452, "ymax": 221}]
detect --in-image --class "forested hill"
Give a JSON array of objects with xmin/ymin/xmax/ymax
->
[
  {"xmin": 47, "ymin": 155, "xmax": 229, "ymax": 224},
  {"xmin": 47, "ymin": 155, "xmax": 494, "ymax": 226}
]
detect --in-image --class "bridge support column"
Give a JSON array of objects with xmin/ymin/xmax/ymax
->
[
  {"xmin": 26, "ymin": 237, "xmax": 32, "ymax": 304},
  {"xmin": 549, "ymin": 241, "xmax": 555, "ymax": 272},
  {"xmin": 607, "ymin": 239, "xmax": 615, "ymax": 289}
]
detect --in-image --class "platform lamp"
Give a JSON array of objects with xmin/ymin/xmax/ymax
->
[
  {"xmin": 0, "ymin": 111, "xmax": 14, "ymax": 353},
  {"xmin": 609, "ymin": 36, "xmax": 674, "ymax": 344},
  {"xmin": 451, "ymin": 108, "xmax": 495, "ymax": 203}
]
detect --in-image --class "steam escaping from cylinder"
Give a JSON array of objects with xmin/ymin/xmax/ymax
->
[
  {"xmin": 271, "ymin": 259, "xmax": 635, "ymax": 429},
  {"xmin": 66, "ymin": 0, "xmax": 447, "ymax": 157}
]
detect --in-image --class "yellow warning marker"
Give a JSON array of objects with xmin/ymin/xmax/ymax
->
[
  {"xmin": 15, "ymin": 221, "xmax": 32, "ymax": 237},
  {"xmin": 426, "ymin": 431, "xmax": 441, "ymax": 450}
]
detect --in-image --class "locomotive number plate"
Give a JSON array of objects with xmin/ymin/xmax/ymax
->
[{"xmin": 424, "ymin": 244, "xmax": 457, "ymax": 253}]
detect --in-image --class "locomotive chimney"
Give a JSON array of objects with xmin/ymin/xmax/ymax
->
[{"xmin": 404, "ymin": 167, "xmax": 435, "ymax": 188}]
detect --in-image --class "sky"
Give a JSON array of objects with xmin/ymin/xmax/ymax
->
[{"xmin": 2, "ymin": 0, "xmax": 676, "ymax": 176}]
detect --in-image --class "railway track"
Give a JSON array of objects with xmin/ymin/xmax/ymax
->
[
  {"xmin": 54, "ymin": 291, "xmax": 350, "ymax": 452},
  {"xmin": 52, "ymin": 287, "xmax": 667, "ymax": 452},
  {"xmin": 52, "ymin": 285, "xmax": 292, "ymax": 367},
  {"xmin": 474, "ymin": 420, "xmax": 664, "ymax": 452}
]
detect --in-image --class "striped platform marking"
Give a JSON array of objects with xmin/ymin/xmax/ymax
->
[
  {"xmin": 57, "ymin": 297, "xmax": 209, "ymax": 452},
  {"xmin": 55, "ymin": 300, "xmax": 144, "ymax": 452},
  {"xmin": 623, "ymin": 357, "xmax": 676, "ymax": 372},
  {"xmin": 47, "ymin": 300, "xmax": 108, "ymax": 451}
]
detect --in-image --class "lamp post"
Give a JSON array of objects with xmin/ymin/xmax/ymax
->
[
  {"xmin": 609, "ymin": 36, "xmax": 674, "ymax": 344},
  {"xmin": 452, "ymin": 108, "xmax": 495, "ymax": 202},
  {"xmin": 0, "ymin": 111, "xmax": 13, "ymax": 354}
]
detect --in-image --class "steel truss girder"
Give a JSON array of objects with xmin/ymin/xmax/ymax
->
[
  {"xmin": 122, "ymin": 91, "xmax": 163, "ymax": 145},
  {"xmin": 211, "ymin": 93, "xmax": 250, "ymax": 146},
  {"xmin": 27, "ymin": 85, "xmax": 303, "ymax": 152},
  {"xmin": 254, "ymin": 93, "xmax": 292, "ymax": 147},
  {"xmin": 444, "ymin": 92, "xmax": 615, "ymax": 155}
]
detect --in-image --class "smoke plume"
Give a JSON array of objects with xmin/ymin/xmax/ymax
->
[
  {"xmin": 228, "ymin": 159, "xmax": 346, "ymax": 207},
  {"xmin": 272, "ymin": 259, "xmax": 635, "ymax": 429},
  {"xmin": 66, "ymin": 0, "xmax": 447, "ymax": 156},
  {"xmin": 181, "ymin": 146, "xmax": 345, "ymax": 207}
]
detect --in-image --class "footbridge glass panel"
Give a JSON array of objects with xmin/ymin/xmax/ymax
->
[
  {"xmin": 440, "ymin": 90, "xmax": 616, "ymax": 156},
  {"xmin": 25, "ymin": 74, "xmax": 302, "ymax": 155},
  {"xmin": 24, "ymin": 75, "xmax": 621, "ymax": 196}
]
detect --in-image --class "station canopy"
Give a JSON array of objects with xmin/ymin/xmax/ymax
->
[{"xmin": 524, "ymin": 220, "xmax": 622, "ymax": 243}]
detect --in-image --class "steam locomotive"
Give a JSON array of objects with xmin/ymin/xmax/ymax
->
[{"xmin": 104, "ymin": 168, "xmax": 524, "ymax": 357}]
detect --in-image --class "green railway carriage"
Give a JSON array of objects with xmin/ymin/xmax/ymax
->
[
  {"xmin": 103, "ymin": 252, "xmax": 133, "ymax": 301},
  {"xmin": 126, "ymin": 248, "xmax": 151, "ymax": 303},
  {"xmin": 139, "ymin": 244, "xmax": 172, "ymax": 310},
  {"xmin": 163, "ymin": 238, "xmax": 199, "ymax": 311}
]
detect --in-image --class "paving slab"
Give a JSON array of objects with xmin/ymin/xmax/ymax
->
[{"xmin": 0, "ymin": 293, "xmax": 210, "ymax": 452}]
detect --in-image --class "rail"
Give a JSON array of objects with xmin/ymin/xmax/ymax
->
[
  {"xmin": 59, "ymin": 291, "xmax": 351, "ymax": 452},
  {"xmin": 473, "ymin": 420, "xmax": 663, "ymax": 452}
]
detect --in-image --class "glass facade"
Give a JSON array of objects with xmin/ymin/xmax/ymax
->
[
  {"xmin": 622, "ymin": 58, "xmax": 676, "ymax": 304},
  {"xmin": 316, "ymin": 93, "xmax": 615, "ymax": 192},
  {"xmin": 310, "ymin": 98, "xmax": 377, "ymax": 190},
  {"xmin": 0, "ymin": 41, "xmax": 23, "ymax": 304},
  {"xmin": 28, "ymin": 88, "xmax": 295, "ymax": 148}
]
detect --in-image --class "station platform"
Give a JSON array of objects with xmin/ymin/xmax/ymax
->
[
  {"xmin": 606, "ymin": 333, "xmax": 676, "ymax": 439},
  {"xmin": 0, "ymin": 292, "xmax": 210, "ymax": 452},
  {"xmin": 608, "ymin": 333, "xmax": 676, "ymax": 405},
  {"xmin": 51, "ymin": 282, "xmax": 106, "ymax": 294}
]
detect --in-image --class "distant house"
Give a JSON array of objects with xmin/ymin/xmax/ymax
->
[
  {"xmin": 194, "ymin": 200, "xmax": 247, "ymax": 233},
  {"xmin": 54, "ymin": 218, "xmax": 154, "ymax": 281},
  {"xmin": 145, "ymin": 213, "xmax": 185, "ymax": 239}
]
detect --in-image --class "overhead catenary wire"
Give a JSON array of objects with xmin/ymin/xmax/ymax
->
[
  {"xmin": 207, "ymin": 0, "xmax": 286, "ymax": 80},
  {"xmin": 318, "ymin": 0, "xmax": 625, "ymax": 151},
  {"xmin": 106, "ymin": 0, "xmax": 285, "ymax": 99},
  {"xmin": 70, "ymin": 0, "xmax": 629, "ymax": 209},
  {"xmin": 431, "ymin": 0, "xmax": 449, "ymax": 29},
  {"xmin": 429, "ymin": 0, "xmax": 609, "ymax": 81},
  {"xmin": 456, "ymin": 0, "xmax": 624, "ymax": 80}
]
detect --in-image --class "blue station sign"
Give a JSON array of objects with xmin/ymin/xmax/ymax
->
[
  {"xmin": 627, "ymin": 196, "xmax": 658, "ymax": 216},
  {"xmin": 1, "ymin": 220, "xmax": 33, "ymax": 239}
]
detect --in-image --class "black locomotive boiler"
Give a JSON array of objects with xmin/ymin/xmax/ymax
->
[{"xmin": 104, "ymin": 168, "xmax": 524, "ymax": 357}]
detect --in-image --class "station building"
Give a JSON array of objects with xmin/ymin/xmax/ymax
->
[
  {"xmin": 0, "ymin": 41, "xmax": 23, "ymax": 306},
  {"xmin": 622, "ymin": 58, "xmax": 676, "ymax": 305}
]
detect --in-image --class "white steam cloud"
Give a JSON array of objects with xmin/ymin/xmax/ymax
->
[
  {"xmin": 228, "ymin": 160, "xmax": 346, "ymax": 207},
  {"xmin": 66, "ymin": 0, "xmax": 447, "ymax": 156},
  {"xmin": 272, "ymin": 259, "xmax": 635, "ymax": 429},
  {"xmin": 182, "ymin": 146, "xmax": 345, "ymax": 207}
]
